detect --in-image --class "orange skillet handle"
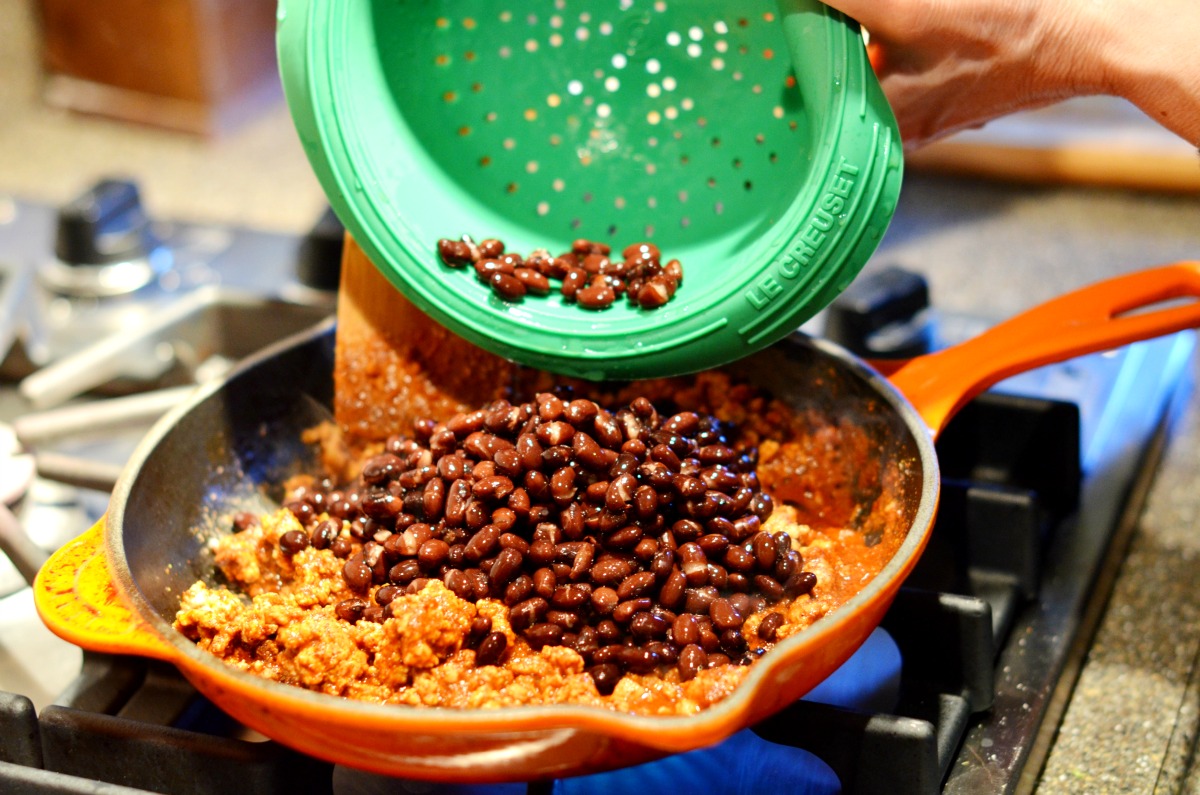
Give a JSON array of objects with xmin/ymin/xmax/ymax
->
[
  {"xmin": 34, "ymin": 518, "xmax": 178, "ymax": 662},
  {"xmin": 885, "ymin": 261, "xmax": 1200, "ymax": 438}
]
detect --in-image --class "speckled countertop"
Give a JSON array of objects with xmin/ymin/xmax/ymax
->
[{"xmin": 2, "ymin": 0, "xmax": 1199, "ymax": 791}]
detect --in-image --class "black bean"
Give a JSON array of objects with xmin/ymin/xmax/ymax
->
[
  {"xmin": 489, "ymin": 271, "xmax": 525, "ymax": 301},
  {"xmin": 549, "ymin": 466, "xmax": 577, "ymax": 503},
  {"xmin": 630, "ymin": 611, "xmax": 669, "ymax": 640},
  {"xmin": 504, "ymin": 574, "xmax": 534, "ymax": 606},
  {"xmin": 706, "ymin": 563, "xmax": 729, "ymax": 590},
  {"xmin": 590, "ymin": 555, "xmax": 634, "ymax": 585},
  {"xmin": 524, "ymin": 622, "xmax": 564, "ymax": 649},
  {"xmin": 720, "ymin": 628, "xmax": 746, "ymax": 655},
  {"xmin": 604, "ymin": 473, "xmax": 637, "ymax": 512},
  {"xmin": 684, "ymin": 586, "xmax": 719, "ymax": 615},
  {"xmin": 751, "ymin": 532, "xmax": 778, "ymax": 570},
  {"xmin": 335, "ymin": 597, "xmax": 368, "ymax": 623},
  {"xmin": 753, "ymin": 574, "xmax": 786, "ymax": 601},
  {"xmin": 330, "ymin": 537, "xmax": 353, "ymax": 558},
  {"xmin": 488, "ymin": 547, "xmax": 524, "ymax": 587},
  {"xmin": 771, "ymin": 544, "xmax": 798, "ymax": 577},
  {"xmin": 465, "ymin": 569, "xmax": 491, "ymax": 600},
  {"xmin": 506, "ymin": 488, "xmax": 532, "ymax": 516},
  {"xmin": 731, "ymin": 515, "xmax": 761, "ymax": 541},
  {"xmin": 729, "ymin": 592, "xmax": 755, "ymax": 618},
  {"xmin": 528, "ymin": 538, "xmax": 557, "ymax": 567},
  {"xmin": 606, "ymin": 525, "xmax": 643, "ymax": 549},
  {"xmin": 724, "ymin": 545, "xmax": 756, "ymax": 573},
  {"xmin": 546, "ymin": 610, "xmax": 583, "ymax": 631},
  {"xmin": 573, "ymin": 432, "xmax": 609, "ymax": 471},
  {"xmin": 590, "ymin": 586, "xmax": 619, "ymax": 615},
  {"xmin": 617, "ymin": 645, "xmax": 660, "ymax": 673},
  {"xmin": 309, "ymin": 520, "xmax": 339, "ymax": 550},
  {"xmin": 492, "ymin": 449, "xmax": 520, "ymax": 480},
  {"xmin": 678, "ymin": 643, "xmax": 707, "ymax": 681},
  {"xmin": 361, "ymin": 489, "xmax": 400, "ymax": 522},
  {"xmin": 572, "ymin": 627, "xmax": 600, "ymax": 659},
  {"xmin": 658, "ymin": 567, "xmax": 687, "ymax": 610},
  {"xmin": 678, "ymin": 542, "xmax": 708, "ymax": 587},
  {"xmin": 589, "ymin": 663, "xmax": 623, "ymax": 695},
  {"xmin": 511, "ymin": 597, "xmax": 549, "ymax": 630},
  {"xmin": 537, "ymin": 420, "xmax": 575, "ymax": 447},
  {"xmin": 533, "ymin": 567, "xmax": 557, "ymax": 600},
  {"xmin": 343, "ymin": 557, "xmax": 373, "ymax": 592},
  {"xmin": 443, "ymin": 480, "xmax": 470, "ymax": 526},
  {"xmin": 560, "ymin": 502, "xmax": 586, "ymax": 540},
  {"xmin": 757, "ymin": 612, "xmax": 784, "ymax": 642},
  {"xmin": 478, "ymin": 238, "xmax": 505, "ymax": 258},
  {"xmin": 475, "ymin": 258, "xmax": 512, "ymax": 280},
  {"xmin": 784, "ymin": 571, "xmax": 818, "ymax": 596},
  {"xmin": 567, "ymin": 541, "xmax": 594, "ymax": 580},
  {"xmin": 468, "ymin": 616, "xmax": 492, "ymax": 643},
  {"xmin": 515, "ymin": 267, "xmax": 550, "ymax": 295},
  {"xmin": 709, "ymin": 598, "xmax": 743, "ymax": 630},
  {"xmin": 464, "ymin": 524, "xmax": 502, "ymax": 562},
  {"xmin": 613, "ymin": 597, "xmax": 652, "ymax": 624},
  {"xmin": 491, "ymin": 507, "xmax": 517, "ymax": 532},
  {"xmin": 552, "ymin": 582, "xmax": 593, "ymax": 609},
  {"xmin": 616, "ymin": 571, "xmax": 657, "ymax": 601},
  {"xmin": 498, "ymin": 533, "xmax": 530, "ymax": 555},
  {"xmin": 697, "ymin": 533, "xmax": 730, "ymax": 557},
  {"xmin": 472, "ymin": 475, "xmax": 515, "ymax": 502},
  {"xmin": 633, "ymin": 537, "xmax": 659, "ymax": 561},
  {"xmin": 595, "ymin": 619, "xmax": 622, "ymax": 643},
  {"xmin": 443, "ymin": 569, "xmax": 472, "ymax": 599},
  {"xmin": 437, "ymin": 238, "xmax": 474, "ymax": 265},
  {"xmin": 650, "ymin": 549, "xmax": 675, "ymax": 581},
  {"xmin": 279, "ymin": 530, "xmax": 310, "ymax": 556}
]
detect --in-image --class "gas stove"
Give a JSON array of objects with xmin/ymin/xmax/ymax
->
[{"xmin": 0, "ymin": 179, "xmax": 1193, "ymax": 794}]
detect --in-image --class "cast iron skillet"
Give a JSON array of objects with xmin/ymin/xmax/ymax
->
[{"xmin": 35, "ymin": 262, "xmax": 1200, "ymax": 782}]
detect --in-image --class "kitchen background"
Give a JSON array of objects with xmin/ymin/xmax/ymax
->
[{"xmin": 2, "ymin": 0, "xmax": 1200, "ymax": 792}]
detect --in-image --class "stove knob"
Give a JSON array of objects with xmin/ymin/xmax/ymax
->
[
  {"xmin": 824, "ymin": 265, "xmax": 933, "ymax": 358},
  {"xmin": 55, "ymin": 178, "xmax": 156, "ymax": 266},
  {"xmin": 42, "ymin": 178, "xmax": 161, "ymax": 297},
  {"xmin": 295, "ymin": 206, "xmax": 344, "ymax": 292}
]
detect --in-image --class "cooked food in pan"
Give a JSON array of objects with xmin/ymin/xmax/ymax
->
[{"xmin": 175, "ymin": 370, "xmax": 911, "ymax": 715}]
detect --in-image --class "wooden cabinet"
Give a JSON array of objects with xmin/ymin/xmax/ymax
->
[{"xmin": 35, "ymin": 0, "xmax": 280, "ymax": 135}]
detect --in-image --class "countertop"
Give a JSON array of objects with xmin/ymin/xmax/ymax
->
[{"xmin": 3, "ymin": 0, "xmax": 1200, "ymax": 791}]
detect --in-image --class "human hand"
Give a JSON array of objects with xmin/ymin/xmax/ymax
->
[{"xmin": 821, "ymin": 0, "xmax": 1200, "ymax": 151}]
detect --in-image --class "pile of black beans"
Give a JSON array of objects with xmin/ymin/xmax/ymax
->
[
  {"xmin": 436, "ymin": 236, "xmax": 683, "ymax": 310},
  {"xmin": 278, "ymin": 392, "xmax": 817, "ymax": 693}
]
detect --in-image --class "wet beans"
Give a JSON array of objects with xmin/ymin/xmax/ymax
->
[
  {"xmin": 436, "ymin": 235, "xmax": 683, "ymax": 310},
  {"xmin": 281, "ymin": 392, "xmax": 818, "ymax": 692}
]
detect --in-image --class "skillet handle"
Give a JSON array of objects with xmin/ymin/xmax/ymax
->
[
  {"xmin": 34, "ymin": 519, "xmax": 178, "ymax": 663},
  {"xmin": 886, "ymin": 261, "xmax": 1200, "ymax": 437}
]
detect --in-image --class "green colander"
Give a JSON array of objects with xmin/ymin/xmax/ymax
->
[{"xmin": 277, "ymin": 0, "xmax": 902, "ymax": 380}]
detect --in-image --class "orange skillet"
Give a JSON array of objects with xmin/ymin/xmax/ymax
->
[{"xmin": 35, "ymin": 262, "xmax": 1200, "ymax": 782}]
